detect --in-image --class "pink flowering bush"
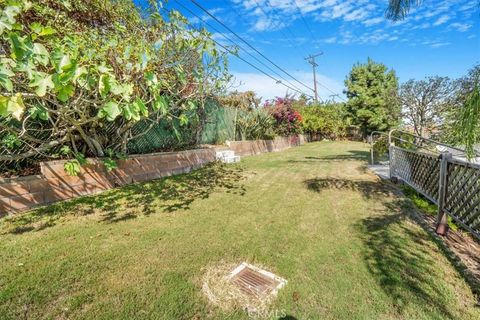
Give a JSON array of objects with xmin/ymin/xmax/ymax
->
[{"xmin": 265, "ymin": 97, "xmax": 303, "ymax": 135}]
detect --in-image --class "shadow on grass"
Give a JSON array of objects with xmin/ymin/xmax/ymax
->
[
  {"xmin": 357, "ymin": 200, "xmax": 459, "ymax": 318},
  {"xmin": 305, "ymin": 176, "xmax": 472, "ymax": 317},
  {"xmin": 288, "ymin": 149, "xmax": 369, "ymax": 163},
  {"xmin": 304, "ymin": 177, "xmax": 397, "ymax": 199},
  {"xmin": 2, "ymin": 162, "xmax": 246, "ymax": 234}
]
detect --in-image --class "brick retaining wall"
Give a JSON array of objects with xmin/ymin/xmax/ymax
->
[
  {"xmin": 226, "ymin": 135, "xmax": 306, "ymax": 156},
  {"xmin": 0, "ymin": 135, "xmax": 306, "ymax": 216},
  {"xmin": 0, "ymin": 148, "xmax": 215, "ymax": 215}
]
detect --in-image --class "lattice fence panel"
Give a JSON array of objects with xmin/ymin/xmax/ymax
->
[
  {"xmin": 444, "ymin": 160, "xmax": 480, "ymax": 238},
  {"xmin": 391, "ymin": 146, "xmax": 441, "ymax": 202}
]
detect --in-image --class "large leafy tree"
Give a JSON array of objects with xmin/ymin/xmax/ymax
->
[
  {"xmin": 344, "ymin": 58, "xmax": 400, "ymax": 136},
  {"xmin": 0, "ymin": 0, "xmax": 230, "ymax": 174},
  {"xmin": 385, "ymin": 1, "xmax": 479, "ymax": 157},
  {"xmin": 400, "ymin": 76, "xmax": 455, "ymax": 138},
  {"xmin": 445, "ymin": 65, "xmax": 480, "ymax": 156}
]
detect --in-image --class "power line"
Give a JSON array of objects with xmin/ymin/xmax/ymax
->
[
  {"xmin": 172, "ymin": 0, "xmax": 306, "ymax": 94},
  {"xmin": 168, "ymin": 6, "xmax": 310, "ymax": 96},
  {"xmin": 316, "ymin": 81, "xmax": 347, "ymax": 102},
  {"xmin": 250, "ymin": 0, "xmax": 306, "ymax": 58},
  {"xmin": 222, "ymin": 1, "xmax": 273, "ymax": 50},
  {"xmin": 176, "ymin": 0, "xmax": 345, "ymax": 102},
  {"xmin": 172, "ymin": 0, "xmax": 311, "ymax": 97},
  {"xmin": 221, "ymin": 42, "xmax": 306, "ymax": 96},
  {"xmin": 188, "ymin": 0, "xmax": 315, "ymax": 94},
  {"xmin": 304, "ymin": 52, "xmax": 346, "ymax": 103},
  {"xmin": 217, "ymin": 42, "xmax": 310, "ymax": 97},
  {"xmin": 292, "ymin": 0, "xmax": 319, "ymax": 44},
  {"xmin": 258, "ymin": 0, "xmax": 345, "ymax": 102},
  {"xmin": 262, "ymin": 0, "xmax": 310, "ymax": 52}
]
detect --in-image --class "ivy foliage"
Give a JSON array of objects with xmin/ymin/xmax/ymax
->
[{"xmin": 0, "ymin": 0, "xmax": 230, "ymax": 174}]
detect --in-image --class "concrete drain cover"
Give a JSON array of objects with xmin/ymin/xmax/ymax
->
[{"xmin": 229, "ymin": 262, "xmax": 287, "ymax": 299}]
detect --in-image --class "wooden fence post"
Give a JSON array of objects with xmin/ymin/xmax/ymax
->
[{"xmin": 436, "ymin": 152, "xmax": 452, "ymax": 236}]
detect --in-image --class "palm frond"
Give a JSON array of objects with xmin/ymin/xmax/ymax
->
[{"xmin": 386, "ymin": 0, "xmax": 422, "ymax": 21}]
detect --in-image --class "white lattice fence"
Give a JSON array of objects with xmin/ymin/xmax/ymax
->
[
  {"xmin": 390, "ymin": 146, "xmax": 480, "ymax": 240},
  {"xmin": 443, "ymin": 159, "xmax": 480, "ymax": 238},
  {"xmin": 390, "ymin": 147, "xmax": 441, "ymax": 202}
]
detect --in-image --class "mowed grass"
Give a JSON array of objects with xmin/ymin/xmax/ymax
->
[{"xmin": 1, "ymin": 141, "xmax": 479, "ymax": 319}]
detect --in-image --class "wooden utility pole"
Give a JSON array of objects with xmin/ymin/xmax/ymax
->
[{"xmin": 305, "ymin": 52, "xmax": 323, "ymax": 102}]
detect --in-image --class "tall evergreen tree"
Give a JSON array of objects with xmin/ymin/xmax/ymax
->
[{"xmin": 344, "ymin": 58, "xmax": 400, "ymax": 136}]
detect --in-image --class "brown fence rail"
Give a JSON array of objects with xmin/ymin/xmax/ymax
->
[{"xmin": 390, "ymin": 145, "xmax": 480, "ymax": 240}]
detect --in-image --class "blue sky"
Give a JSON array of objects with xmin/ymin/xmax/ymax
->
[{"xmin": 134, "ymin": 0, "xmax": 479, "ymax": 101}]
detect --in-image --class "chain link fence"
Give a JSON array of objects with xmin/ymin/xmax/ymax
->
[{"xmin": 0, "ymin": 100, "xmax": 237, "ymax": 176}]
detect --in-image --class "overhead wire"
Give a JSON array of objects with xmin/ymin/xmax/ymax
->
[
  {"xmin": 173, "ymin": 0, "xmax": 346, "ymax": 102},
  {"xmin": 262, "ymin": 0, "xmax": 310, "ymax": 52},
  {"xmin": 315, "ymin": 81, "xmax": 347, "ymax": 102},
  {"xmin": 188, "ymin": 0, "xmax": 315, "ymax": 94},
  {"xmin": 171, "ymin": 0, "xmax": 306, "ymax": 94},
  {"xmin": 250, "ymin": 0, "xmax": 306, "ymax": 57},
  {"xmin": 291, "ymin": 0, "xmax": 319, "ymax": 44},
  {"xmin": 171, "ymin": 0, "xmax": 312, "ymax": 97},
  {"xmin": 253, "ymin": 0, "xmax": 346, "ymax": 101}
]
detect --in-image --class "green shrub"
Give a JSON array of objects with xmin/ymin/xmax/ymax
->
[
  {"xmin": 266, "ymin": 96, "xmax": 302, "ymax": 136},
  {"xmin": 235, "ymin": 108, "xmax": 275, "ymax": 141},
  {"xmin": 300, "ymin": 103, "xmax": 349, "ymax": 140},
  {"xmin": 0, "ymin": 0, "xmax": 230, "ymax": 173}
]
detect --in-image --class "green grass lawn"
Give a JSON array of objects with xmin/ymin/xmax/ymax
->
[{"xmin": 1, "ymin": 141, "xmax": 478, "ymax": 319}]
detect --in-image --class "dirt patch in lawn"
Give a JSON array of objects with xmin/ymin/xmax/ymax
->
[{"xmin": 201, "ymin": 261, "xmax": 286, "ymax": 315}]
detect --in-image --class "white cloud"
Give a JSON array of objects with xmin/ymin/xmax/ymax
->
[
  {"xmin": 433, "ymin": 14, "xmax": 451, "ymax": 26},
  {"xmin": 459, "ymin": 0, "xmax": 477, "ymax": 12},
  {"xmin": 188, "ymin": 7, "xmax": 224, "ymax": 25},
  {"xmin": 323, "ymin": 36, "xmax": 337, "ymax": 43},
  {"xmin": 230, "ymin": 0, "xmax": 474, "ymax": 47},
  {"xmin": 449, "ymin": 22, "xmax": 472, "ymax": 32},
  {"xmin": 331, "ymin": 3, "xmax": 354, "ymax": 19},
  {"xmin": 430, "ymin": 42, "xmax": 451, "ymax": 48},
  {"xmin": 344, "ymin": 8, "xmax": 369, "ymax": 22},
  {"xmin": 230, "ymin": 71, "xmax": 344, "ymax": 101},
  {"xmin": 362, "ymin": 17, "xmax": 383, "ymax": 26},
  {"xmin": 422, "ymin": 40, "xmax": 452, "ymax": 48}
]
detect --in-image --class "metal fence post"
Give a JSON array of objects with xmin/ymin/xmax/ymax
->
[
  {"xmin": 369, "ymin": 133, "xmax": 375, "ymax": 166},
  {"xmin": 436, "ymin": 152, "xmax": 452, "ymax": 236},
  {"xmin": 389, "ymin": 144, "xmax": 393, "ymax": 179},
  {"xmin": 388, "ymin": 130, "xmax": 395, "ymax": 180}
]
